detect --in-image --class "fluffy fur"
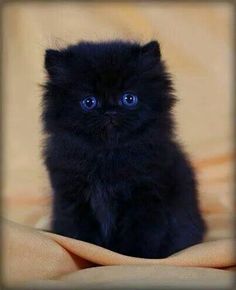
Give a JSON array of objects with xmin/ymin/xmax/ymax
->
[{"xmin": 42, "ymin": 40, "xmax": 205, "ymax": 258}]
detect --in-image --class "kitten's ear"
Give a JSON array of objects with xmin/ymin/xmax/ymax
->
[
  {"xmin": 142, "ymin": 41, "xmax": 161, "ymax": 59},
  {"xmin": 44, "ymin": 49, "xmax": 67, "ymax": 78}
]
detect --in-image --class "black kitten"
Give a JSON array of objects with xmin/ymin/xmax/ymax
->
[{"xmin": 42, "ymin": 40, "xmax": 205, "ymax": 258}]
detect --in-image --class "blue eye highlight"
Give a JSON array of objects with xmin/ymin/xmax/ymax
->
[
  {"xmin": 121, "ymin": 93, "xmax": 138, "ymax": 108},
  {"xmin": 80, "ymin": 96, "xmax": 97, "ymax": 111}
]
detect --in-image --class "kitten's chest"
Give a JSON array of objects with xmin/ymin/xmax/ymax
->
[
  {"xmin": 87, "ymin": 149, "xmax": 138, "ymax": 241},
  {"xmin": 90, "ymin": 148, "xmax": 146, "ymax": 181},
  {"xmin": 89, "ymin": 153, "xmax": 132, "ymax": 199},
  {"xmin": 82, "ymin": 146, "xmax": 163, "ymax": 244}
]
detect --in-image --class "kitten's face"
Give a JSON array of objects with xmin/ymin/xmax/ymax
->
[{"xmin": 43, "ymin": 41, "xmax": 174, "ymax": 144}]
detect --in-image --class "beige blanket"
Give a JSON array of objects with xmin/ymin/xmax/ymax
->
[{"xmin": 3, "ymin": 219, "xmax": 235, "ymax": 288}]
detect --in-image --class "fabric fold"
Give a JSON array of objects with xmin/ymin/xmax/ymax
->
[{"xmin": 2, "ymin": 219, "xmax": 235, "ymax": 287}]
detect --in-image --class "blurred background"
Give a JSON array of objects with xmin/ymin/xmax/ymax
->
[{"xmin": 2, "ymin": 1, "xmax": 234, "ymax": 240}]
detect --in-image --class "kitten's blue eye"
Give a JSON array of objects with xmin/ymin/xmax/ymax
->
[
  {"xmin": 121, "ymin": 93, "xmax": 138, "ymax": 108},
  {"xmin": 80, "ymin": 96, "xmax": 97, "ymax": 111}
]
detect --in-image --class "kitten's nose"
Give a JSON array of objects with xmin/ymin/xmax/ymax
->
[{"xmin": 104, "ymin": 111, "xmax": 117, "ymax": 117}]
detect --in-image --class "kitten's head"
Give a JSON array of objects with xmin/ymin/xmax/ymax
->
[{"xmin": 43, "ymin": 40, "xmax": 176, "ymax": 145}]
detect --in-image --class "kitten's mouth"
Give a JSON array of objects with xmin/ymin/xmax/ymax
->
[
  {"xmin": 104, "ymin": 117, "xmax": 118, "ymax": 128},
  {"xmin": 105, "ymin": 122, "xmax": 116, "ymax": 131}
]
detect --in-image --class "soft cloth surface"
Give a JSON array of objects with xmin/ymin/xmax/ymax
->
[
  {"xmin": 26, "ymin": 266, "xmax": 234, "ymax": 289},
  {"xmin": 3, "ymin": 219, "xmax": 235, "ymax": 288}
]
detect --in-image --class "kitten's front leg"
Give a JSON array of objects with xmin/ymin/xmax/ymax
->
[
  {"xmin": 52, "ymin": 197, "xmax": 103, "ymax": 246},
  {"xmin": 114, "ymin": 196, "xmax": 168, "ymax": 258},
  {"xmin": 166, "ymin": 148, "xmax": 206, "ymax": 254}
]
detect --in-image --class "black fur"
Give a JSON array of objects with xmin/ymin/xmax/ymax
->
[{"xmin": 42, "ymin": 40, "xmax": 205, "ymax": 258}]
